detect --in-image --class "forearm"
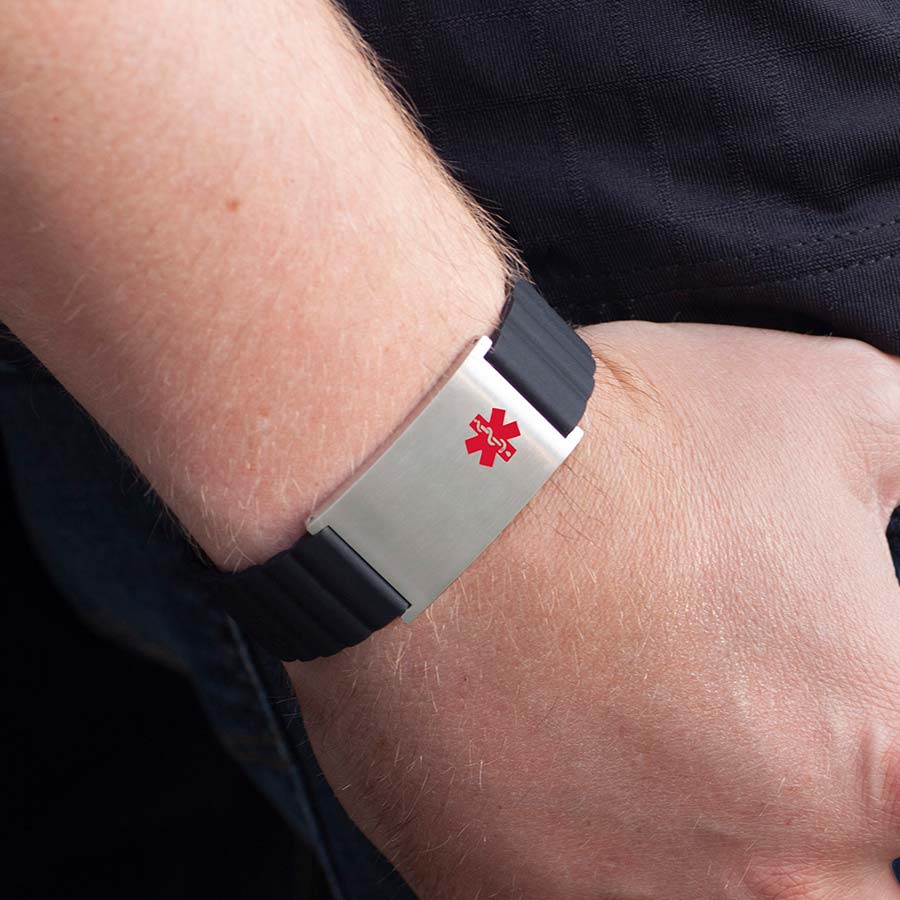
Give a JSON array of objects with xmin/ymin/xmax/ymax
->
[{"xmin": 0, "ymin": 0, "xmax": 510, "ymax": 567}]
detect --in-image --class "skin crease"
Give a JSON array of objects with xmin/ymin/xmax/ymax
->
[
  {"xmin": 1, "ymin": 3, "xmax": 899, "ymax": 898},
  {"xmin": 290, "ymin": 323, "xmax": 900, "ymax": 900}
]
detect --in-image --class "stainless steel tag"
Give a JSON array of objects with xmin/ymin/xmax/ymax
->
[{"xmin": 306, "ymin": 336, "xmax": 583, "ymax": 622}]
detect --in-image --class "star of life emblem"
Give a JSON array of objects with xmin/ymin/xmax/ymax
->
[{"xmin": 465, "ymin": 407, "xmax": 520, "ymax": 467}]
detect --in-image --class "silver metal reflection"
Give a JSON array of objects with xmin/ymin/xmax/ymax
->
[{"xmin": 306, "ymin": 336, "xmax": 583, "ymax": 622}]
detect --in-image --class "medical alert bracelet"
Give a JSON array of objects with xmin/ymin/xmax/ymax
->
[{"xmin": 211, "ymin": 280, "xmax": 595, "ymax": 661}]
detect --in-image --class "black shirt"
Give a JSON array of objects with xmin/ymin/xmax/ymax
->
[{"xmin": 343, "ymin": 0, "xmax": 900, "ymax": 354}]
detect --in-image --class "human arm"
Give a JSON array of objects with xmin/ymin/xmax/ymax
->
[
  {"xmin": 0, "ymin": 0, "xmax": 510, "ymax": 568},
  {"xmin": 292, "ymin": 321, "xmax": 900, "ymax": 899},
  {"xmin": 2, "ymin": 2, "xmax": 900, "ymax": 898}
]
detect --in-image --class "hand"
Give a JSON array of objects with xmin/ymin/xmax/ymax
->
[{"xmin": 290, "ymin": 321, "xmax": 900, "ymax": 900}]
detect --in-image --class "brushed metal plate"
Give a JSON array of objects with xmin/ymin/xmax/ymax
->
[{"xmin": 306, "ymin": 336, "xmax": 583, "ymax": 622}]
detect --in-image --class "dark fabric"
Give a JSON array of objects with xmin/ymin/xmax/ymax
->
[
  {"xmin": 343, "ymin": 0, "xmax": 900, "ymax": 353},
  {"xmin": 0, "ymin": 360, "xmax": 416, "ymax": 900},
  {"xmin": 2, "ymin": 460, "xmax": 321, "ymax": 900}
]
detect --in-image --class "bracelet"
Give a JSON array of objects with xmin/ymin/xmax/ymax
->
[{"xmin": 209, "ymin": 280, "xmax": 595, "ymax": 661}]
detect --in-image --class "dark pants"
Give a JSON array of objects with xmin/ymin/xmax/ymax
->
[{"xmin": 0, "ymin": 358, "xmax": 416, "ymax": 900}]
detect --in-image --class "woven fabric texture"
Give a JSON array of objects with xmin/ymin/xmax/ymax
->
[{"xmin": 343, "ymin": 0, "xmax": 900, "ymax": 354}]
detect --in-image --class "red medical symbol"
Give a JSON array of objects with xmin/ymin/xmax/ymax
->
[{"xmin": 466, "ymin": 407, "xmax": 520, "ymax": 467}]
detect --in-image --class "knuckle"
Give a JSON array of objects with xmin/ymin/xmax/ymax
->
[
  {"xmin": 834, "ymin": 340, "xmax": 900, "ymax": 476},
  {"xmin": 742, "ymin": 860, "xmax": 850, "ymax": 900},
  {"xmin": 876, "ymin": 737, "xmax": 900, "ymax": 831},
  {"xmin": 834, "ymin": 339, "xmax": 900, "ymax": 414},
  {"xmin": 855, "ymin": 723, "xmax": 900, "ymax": 843}
]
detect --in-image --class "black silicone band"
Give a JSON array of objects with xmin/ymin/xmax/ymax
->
[
  {"xmin": 487, "ymin": 280, "xmax": 595, "ymax": 436},
  {"xmin": 208, "ymin": 280, "xmax": 594, "ymax": 661},
  {"xmin": 209, "ymin": 526, "xmax": 408, "ymax": 662}
]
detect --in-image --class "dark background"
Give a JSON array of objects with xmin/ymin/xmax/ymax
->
[{"xmin": 2, "ymin": 447, "xmax": 331, "ymax": 900}]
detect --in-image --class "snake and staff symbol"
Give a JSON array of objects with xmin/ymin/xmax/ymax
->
[{"xmin": 465, "ymin": 407, "xmax": 520, "ymax": 467}]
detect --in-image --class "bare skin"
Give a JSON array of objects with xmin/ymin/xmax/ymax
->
[
  {"xmin": 292, "ymin": 321, "xmax": 900, "ymax": 899},
  {"xmin": 0, "ymin": 0, "xmax": 508, "ymax": 566},
  {"xmin": 1, "ymin": 2, "xmax": 898, "ymax": 897}
]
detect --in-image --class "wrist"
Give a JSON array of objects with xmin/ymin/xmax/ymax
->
[
  {"xmin": 209, "ymin": 277, "xmax": 595, "ymax": 663},
  {"xmin": 189, "ymin": 249, "xmax": 510, "ymax": 571},
  {"xmin": 283, "ymin": 326, "xmax": 617, "ymax": 674}
]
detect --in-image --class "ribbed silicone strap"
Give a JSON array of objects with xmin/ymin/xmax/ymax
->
[
  {"xmin": 209, "ymin": 280, "xmax": 594, "ymax": 661},
  {"xmin": 210, "ymin": 526, "xmax": 408, "ymax": 662},
  {"xmin": 487, "ymin": 280, "xmax": 595, "ymax": 436}
]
